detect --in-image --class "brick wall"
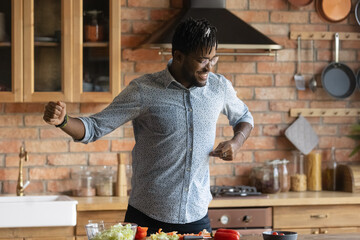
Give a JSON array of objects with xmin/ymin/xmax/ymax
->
[{"xmin": 1, "ymin": 0, "xmax": 360, "ymax": 194}]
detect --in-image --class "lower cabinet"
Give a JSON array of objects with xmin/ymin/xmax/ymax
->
[
  {"xmin": 273, "ymin": 205, "xmax": 360, "ymax": 234},
  {"xmin": 0, "ymin": 226, "xmax": 75, "ymax": 240}
]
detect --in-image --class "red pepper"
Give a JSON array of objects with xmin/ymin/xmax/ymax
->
[
  {"xmin": 214, "ymin": 231, "xmax": 240, "ymax": 240},
  {"xmin": 215, "ymin": 228, "xmax": 240, "ymax": 237},
  {"xmin": 135, "ymin": 226, "xmax": 148, "ymax": 239}
]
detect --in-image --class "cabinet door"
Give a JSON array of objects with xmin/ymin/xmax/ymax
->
[
  {"xmin": 0, "ymin": 0, "xmax": 22, "ymax": 102},
  {"xmin": 23, "ymin": 0, "xmax": 72, "ymax": 102},
  {"xmin": 73, "ymin": 0, "xmax": 121, "ymax": 102}
]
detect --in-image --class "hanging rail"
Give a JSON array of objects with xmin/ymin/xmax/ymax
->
[
  {"xmin": 290, "ymin": 108, "xmax": 360, "ymax": 117},
  {"xmin": 290, "ymin": 31, "xmax": 360, "ymax": 41}
]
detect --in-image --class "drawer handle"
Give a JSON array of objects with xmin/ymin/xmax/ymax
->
[
  {"xmin": 310, "ymin": 214, "xmax": 328, "ymax": 219},
  {"xmin": 243, "ymin": 215, "xmax": 252, "ymax": 223}
]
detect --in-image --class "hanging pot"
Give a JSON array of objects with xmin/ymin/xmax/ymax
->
[
  {"xmin": 318, "ymin": 0, "xmax": 351, "ymax": 23},
  {"xmin": 321, "ymin": 33, "xmax": 356, "ymax": 99},
  {"xmin": 288, "ymin": 0, "xmax": 313, "ymax": 7}
]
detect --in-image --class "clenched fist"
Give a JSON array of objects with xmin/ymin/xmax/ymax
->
[{"xmin": 43, "ymin": 101, "xmax": 67, "ymax": 126}]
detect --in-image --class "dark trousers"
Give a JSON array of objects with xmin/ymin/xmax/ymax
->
[{"xmin": 124, "ymin": 204, "xmax": 212, "ymax": 235}]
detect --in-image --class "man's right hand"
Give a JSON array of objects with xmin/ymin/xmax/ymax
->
[{"xmin": 43, "ymin": 101, "xmax": 67, "ymax": 126}]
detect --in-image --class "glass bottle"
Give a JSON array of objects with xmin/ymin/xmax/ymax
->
[
  {"xmin": 290, "ymin": 151, "xmax": 307, "ymax": 192},
  {"xmin": 325, "ymin": 147, "xmax": 337, "ymax": 191},
  {"xmin": 261, "ymin": 160, "xmax": 281, "ymax": 194},
  {"xmin": 280, "ymin": 159, "xmax": 290, "ymax": 192}
]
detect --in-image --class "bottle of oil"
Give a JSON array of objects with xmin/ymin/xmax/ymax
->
[{"xmin": 325, "ymin": 147, "xmax": 337, "ymax": 191}]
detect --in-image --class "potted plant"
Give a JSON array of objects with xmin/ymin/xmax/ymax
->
[{"xmin": 348, "ymin": 123, "xmax": 360, "ymax": 157}]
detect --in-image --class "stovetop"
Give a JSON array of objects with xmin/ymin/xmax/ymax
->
[{"xmin": 210, "ymin": 185, "xmax": 266, "ymax": 198}]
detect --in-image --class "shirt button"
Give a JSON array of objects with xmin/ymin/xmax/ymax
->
[
  {"xmin": 189, "ymin": 108, "xmax": 193, "ymax": 112},
  {"xmin": 184, "ymin": 187, "xmax": 189, "ymax": 191},
  {"xmin": 186, "ymin": 168, "xmax": 191, "ymax": 171},
  {"xmin": 189, "ymin": 148, "xmax": 192, "ymax": 152},
  {"xmin": 189, "ymin": 128, "xmax": 193, "ymax": 132}
]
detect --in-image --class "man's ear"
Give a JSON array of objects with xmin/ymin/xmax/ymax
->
[{"xmin": 173, "ymin": 50, "xmax": 184, "ymax": 64}]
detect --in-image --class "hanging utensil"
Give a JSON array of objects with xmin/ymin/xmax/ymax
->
[
  {"xmin": 355, "ymin": 0, "xmax": 360, "ymax": 26},
  {"xmin": 319, "ymin": 0, "xmax": 351, "ymax": 23},
  {"xmin": 309, "ymin": 40, "xmax": 317, "ymax": 92},
  {"xmin": 294, "ymin": 36, "xmax": 305, "ymax": 90},
  {"xmin": 321, "ymin": 33, "xmax": 356, "ymax": 99}
]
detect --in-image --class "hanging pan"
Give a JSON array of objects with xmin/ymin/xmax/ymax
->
[
  {"xmin": 317, "ymin": 0, "xmax": 351, "ymax": 23},
  {"xmin": 356, "ymin": 0, "xmax": 360, "ymax": 26},
  {"xmin": 321, "ymin": 33, "xmax": 356, "ymax": 99},
  {"xmin": 357, "ymin": 69, "xmax": 360, "ymax": 90}
]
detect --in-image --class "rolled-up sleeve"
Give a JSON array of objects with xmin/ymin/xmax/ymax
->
[{"xmin": 77, "ymin": 81, "xmax": 142, "ymax": 143}]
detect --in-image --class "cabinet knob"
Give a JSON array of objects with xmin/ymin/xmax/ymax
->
[
  {"xmin": 312, "ymin": 230, "xmax": 319, "ymax": 234},
  {"xmin": 310, "ymin": 214, "xmax": 328, "ymax": 219},
  {"xmin": 220, "ymin": 215, "xmax": 229, "ymax": 225},
  {"xmin": 242, "ymin": 215, "xmax": 252, "ymax": 223},
  {"xmin": 320, "ymin": 229, "xmax": 328, "ymax": 234}
]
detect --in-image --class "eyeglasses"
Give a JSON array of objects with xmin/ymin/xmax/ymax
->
[{"xmin": 190, "ymin": 55, "xmax": 219, "ymax": 68}]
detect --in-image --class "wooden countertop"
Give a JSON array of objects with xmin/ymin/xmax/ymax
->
[
  {"xmin": 74, "ymin": 191, "xmax": 360, "ymax": 211},
  {"xmin": 241, "ymin": 233, "xmax": 360, "ymax": 240}
]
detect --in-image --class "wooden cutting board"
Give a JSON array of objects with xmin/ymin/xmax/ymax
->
[{"xmin": 336, "ymin": 164, "xmax": 360, "ymax": 193}]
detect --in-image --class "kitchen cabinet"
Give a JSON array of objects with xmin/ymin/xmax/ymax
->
[
  {"xmin": 0, "ymin": 226, "xmax": 75, "ymax": 239},
  {"xmin": 273, "ymin": 205, "xmax": 360, "ymax": 235},
  {"xmin": 0, "ymin": 0, "xmax": 120, "ymax": 103}
]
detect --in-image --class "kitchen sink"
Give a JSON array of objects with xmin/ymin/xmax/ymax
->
[{"xmin": 0, "ymin": 195, "xmax": 78, "ymax": 228}]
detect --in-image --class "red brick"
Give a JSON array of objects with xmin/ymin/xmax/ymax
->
[
  {"xmin": 252, "ymin": 113, "xmax": 282, "ymax": 124},
  {"xmin": 121, "ymin": 61, "xmax": 135, "ymax": 73},
  {"xmin": 48, "ymin": 153, "xmax": 87, "ymax": 166},
  {"xmin": 135, "ymin": 62, "xmax": 166, "ymax": 73},
  {"xmin": 232, "ymin": 11, "xmax": 269, "ymax": 22},
  {"xmin": 123, "ymin": 49, "xmax": 162, "ymax": 61},
  {"xmin": 0, "ymin": 115, "xmax": 23, "ymax": 126},
  {"xmin": 323, "ymin": 117, "xmax": 358, "ymax": 124},
  {"xmin": 124, "ymin": 127, "xmax": 135, "ymax": 138},
  {"xmin": 26, "ymin": 140, "xmax": 68, "ymax": 153},
  {"xmin": 309, "ymin": 101, "xmax": 347, "ymax": 108},
  {"xmin": 217, "ymin": 62, "xmax": 255, "ymax": 74},
  {"xmin": 245, "ymin": 101, "xmax": 269, "ymax": 111},
  {"xmin": 3, "ymin": 181, "xmax": 44, "ymax": 194},
  {"xmin": 80, "ymin": 103, "xmax": 109, "ymax": 113},
  {"xmin": 275, "ymin": 74, "xmax": 296, "ymax": 87},
  {"xmin": 133, "ymin": 21, "xmax": 161, "ymax": 34},
  {"xmin": 251, "ymin": 23, "xmax": 289, "ymax": 36},
  {"xmin": 0, "ymin": 140, "xmax": 22, "ymax": 153},
  {"xmin": 263, "ymin": 124, "xmax": 287, "ymax": 136},
  {"xmin": 277, "ymin": 136, "xmax": 297, "ymax": 150},
  {"xmin": 270, "ymin": 101, "xmax": 307, "ymax": 111},
  {"xmin": 122, "ymin": 35, "xmax": 147, "ymax": 48},
  {"xmin": 0, "ymin": 168, "xmax": 18, "ymax": 180},
  {"xmin": 232, "ymin": 151, "xmax": 253, "ymax": 163},
  {"xmin": 242, "ymin": 137, "xmax": 276, "ymax": 150},
  {"xmin": 0, "ymin": 128, "xmax": 38, "ymax": 139},
  {"xmin": 217, "ymin": 114, "xmax": 229, "ymax": 125},
  {"xmin": 24, "ymin": 115, "xmax": 48, "ymax": 126},
  {"xmin": 150, "ymin": 9, "xmax": 179, "ymax": 21},
  {"xmin": 318, "ymin": 136, "xmax": 356, "ymax": 149},
  {"xmin": 215, "ymin": 176, "xmax": 249, "ymax": 186},
  {"xmin": 30, "ymin": 167, "xmax": 70, "ymax": 180},
  {"xmin": 47, "ymin": 180, "xmax": 73, "ymax": 193},
  {"xmin": 298, "ymin": 88, "xmax": 333, "ymax": 100},
  {"xmin": 226, "ymin": 0, "xmax": 247, "ymax": 9},
  {"xmin": 257, "ymin": 62, "xmax": 295, "ymax": 74},
  {"xmin": 254, "ymin": 150, "xmax": 293, "ymax": 163},
  {"xmin": 105, "ymin": 127, "xmax": 124, "ymax": 138},
  {"xmin": 271, "ymin": 11, "xmax": 309, "ymax": 23},
  {"xmin": 235, "ymin": 87, "xmax": 254, "ymax": 100},
  {"xmin": 70, "ymin": 140, "xmax": 109, "ymax": 152},
  {"xmin": 40, "ymin": 128, "xmax": 72, "ymax": 139},
  {"xmin": 89, "ymin": 153, "xmax": 118, "ymax": 166},
  {"xmin": 336, "ymin": 149, "xmax": 360, "ymax": 162},
  {"xmin": 121, "ymin": 8, "xmax": 148, "ymax": 20},
  {"xmin": 111, "ymin": 139, "xmax": 136, "ymax": 151},
  {"xmin": 6, "ymin": 154, "xmax": 46, "ymax": 167},
  {"xmin": 128, "ymin": 0, "xmax": 169, "ymax": 8},
  {"xmin": 255, "ymin": 88, "xmax": 296, "ymax": 100},
  {"xmin": 313, "ymin": 125, "xmax": 337, "ymax": 136},
  {"xmin": 235, "ymin": 74, "xmax": 273, "ymax": 87},
  {"xmin": 122, "ymin": 21, "xmax": 131, "ymax": 33},
  {"xmin": 234, "ymin": 164, "xmax": 253, "ymax": 176},
  {"xmin": 124, "ymin": 74, "xmax": 142, "ymax": 86},
  {"xmin": 210, "ymin": 164, "xmax": 233, "ymax": 176},
  {"xmin": 249, "ymin": 0, "xmax": 287, "ymax": 10},
  {"xmin": 290, "ymin": 24, "xmax": 327, "ymax": 32},
  {"xmin": 5, "ymin": 103, "xmax": 44, "ymax": 113}
]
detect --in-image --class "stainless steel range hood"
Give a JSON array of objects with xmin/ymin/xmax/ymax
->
[{"xmin": 142, "ymin": 0, "xmax": 282, "ymax": 55}]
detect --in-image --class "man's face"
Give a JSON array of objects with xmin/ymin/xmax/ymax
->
[{"xmin": 181, "ymin": 46, "xmax": 218, "ymax": 88}]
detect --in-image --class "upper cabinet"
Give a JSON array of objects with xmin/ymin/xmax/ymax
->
[{"xmin": 0, "ymin": 0, "xmax": 121, "ymax": 103}]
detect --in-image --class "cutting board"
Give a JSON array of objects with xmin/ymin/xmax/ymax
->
[{"xmin": 285, "ymin": 115, "xmax": 319, "ymax": 155}]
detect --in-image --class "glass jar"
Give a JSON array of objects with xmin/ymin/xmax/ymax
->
[
  {"xmin": 71, "ymin": 166, "xmax": 96, "ymax": 197},
  {"xmin": 290, "ymin": 151, "xmax": 307, "ymax": 192},
  {"xmin": 96, "ymin": 166, "xmax": 115, "ymax": 196},
  {"xmin": 84, "ymin": 10, "xmax": 104, "ymax": 42},
  {"xmin": 280, "ymin": 159, "xmax": 290, "ymax": 192},
  {"xmin": 249, "ymin": 166, "xmax": 263, "ymax": 192},
  {"xmin": 261, "ymin": 160, "xmax": 281, "ymax": 194}
]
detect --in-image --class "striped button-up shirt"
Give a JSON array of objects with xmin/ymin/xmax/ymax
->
[{"xmin": 78, "ymin": 61, "xmax": 253, "ymax": 224}]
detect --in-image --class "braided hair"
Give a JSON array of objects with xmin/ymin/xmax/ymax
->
[{"xmin": 172, "ymin": 17, "xmax": 217, "ymax": 56}]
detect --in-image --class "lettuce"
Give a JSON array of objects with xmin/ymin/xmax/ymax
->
[{"xmin": 92, "ymin": 223, "xmax": 136, "ymax": 240}]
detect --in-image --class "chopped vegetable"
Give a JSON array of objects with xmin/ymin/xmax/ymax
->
[
  {"xmin": 92, "ymin": 223, "xmax": 136, "ymax": 240},
  {"xmin": 135, "ymin": 226, "xmax": 148, "ymax": 239},
  {"xmin": 150, "ymin": 229, "xmax": 179, "ymax": 240}
]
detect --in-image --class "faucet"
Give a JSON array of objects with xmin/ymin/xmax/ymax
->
[{"xmin": 16, "ymin": 146, "xmax": 30, "ymax": 196}]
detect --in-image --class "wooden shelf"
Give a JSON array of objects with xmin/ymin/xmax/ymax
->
[
  {"xmin": 83, "ymin": 42, "xmax": 109, "ymax": 47},
  {"xmin": 34, "ymin": 42, "xmax": 59, "ymax": 47},
  {"xmin": 0, "ymin": 42, "xmax": 11, "ymax": 47},
  {"xmin": 290, "ymin": 108, "xmax": 360, "ymax": 117},
  {"xmin": 290, "ymin": 31, "xmax": 360, "ymax": 41}
]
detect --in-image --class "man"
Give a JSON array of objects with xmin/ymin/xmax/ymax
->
[{"xmin": 43, "ymin": 18, "xmax": 253, "ymax": 234}]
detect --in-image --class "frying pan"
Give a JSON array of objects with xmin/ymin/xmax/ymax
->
[
  {"xmin": 288, "ymin": 0, "xmax": 313, "ymax": 7},
  {"xmin": 321, "ymin": 33, "xmax": 356, "ymax": 99},
  {"xmin": 357, "ymin": 69, "xmax": 360, "ymax": 90},
  {"xmin": 356, "ymin": 0, "xmax": 360, "ymax": 26},
  {"xmin": 316, "ymin": 0, "xmax": 351, "ymax": 23}
]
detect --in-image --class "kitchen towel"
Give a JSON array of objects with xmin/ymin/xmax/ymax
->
[{"xmin": 285, "ymin": 115, "xmax": 319, "ymax": 155}]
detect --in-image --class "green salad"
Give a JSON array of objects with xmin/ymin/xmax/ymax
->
[{"xmin": 92, "ymin": 223, "xmax": 136, "ymax": 240}]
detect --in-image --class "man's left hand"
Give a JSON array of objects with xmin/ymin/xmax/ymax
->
[{"xmin": 209, "ymin": 139, "xmax": 241, "ymax": 161}]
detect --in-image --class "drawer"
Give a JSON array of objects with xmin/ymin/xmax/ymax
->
[
  {"xmin": 209, "ymin": 207, "xmax": 272, "ymax": 229},
  {"xmin": 274, "ymin": 205, "xmax": 360, "ymax": 228}
]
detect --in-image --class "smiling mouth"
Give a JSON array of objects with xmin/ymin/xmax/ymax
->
[{"xmin": 198, "ymin": 72, "xmax": 208, "ymax": 81}]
